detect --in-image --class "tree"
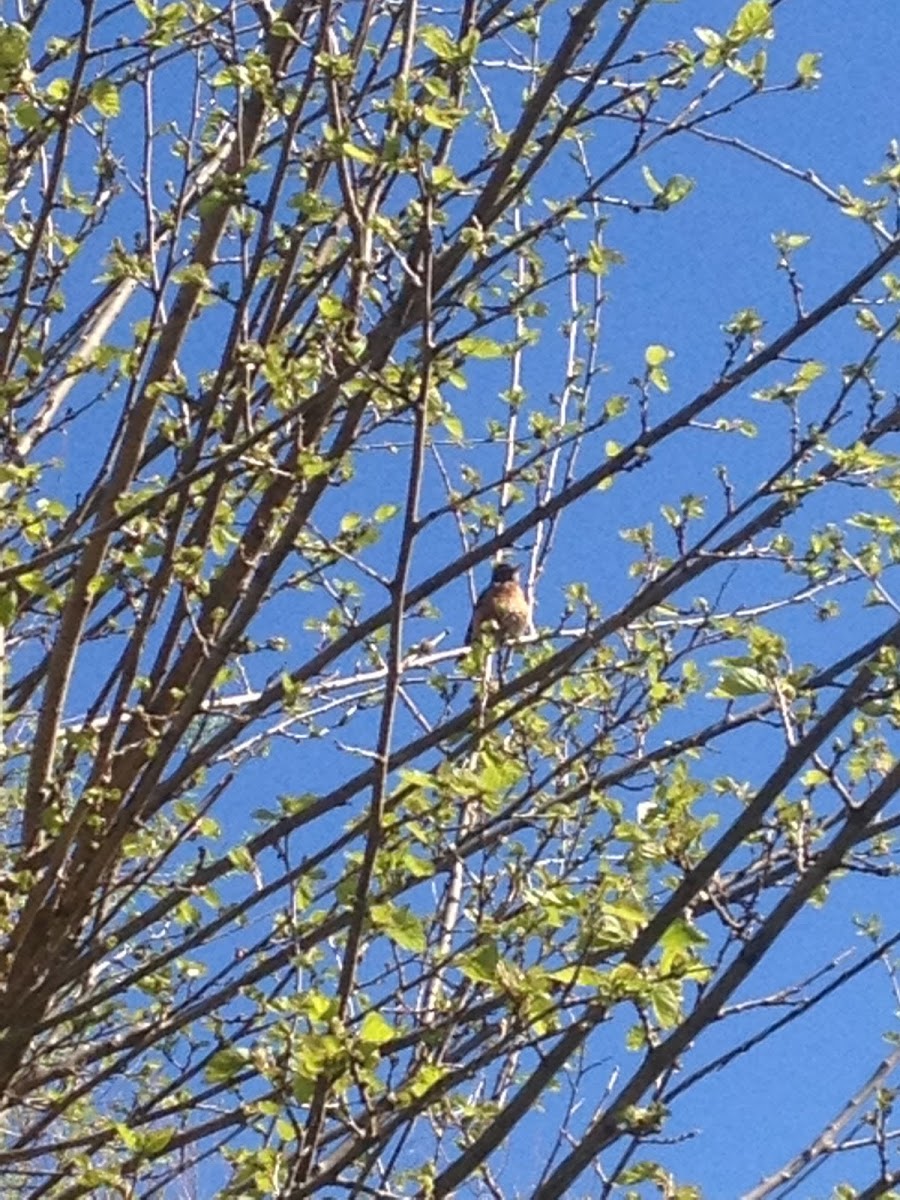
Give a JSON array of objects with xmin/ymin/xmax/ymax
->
[{"xmin": 1, "ymin": 0, "xmax": 899, "ymax": 1195}]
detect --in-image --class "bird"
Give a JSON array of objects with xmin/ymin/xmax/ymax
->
[{"xmin": 467, "ymin": 563, "xmax": 532, "ymax": 645}]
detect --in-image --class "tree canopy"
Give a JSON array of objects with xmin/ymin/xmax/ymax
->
[{"xmin": 1, "ymin": 0, "xmax": 899, "ymax": 1196}]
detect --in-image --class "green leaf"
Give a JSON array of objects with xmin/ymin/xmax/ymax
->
[
  {"xmin": 458, "ymin": 28, "xmax": 480, "ymax": 62},
  {"xmin": 0, "ymin": 588, "xmax": 16, "ymax": 624},
  {"xmin": 693, "ymin": 27, "xmax": 723, "ymax": 51},
  {"xmin": 370, "ymin": 901, "xmax": 426, "ymax": 952},
  {"xmin": 90, "ymin": 78, "xmax": 121, "ymax": 118},
  {"xmin": 398, "ymin": 769, "xmax": 435, "ymax": 790},
  {"xmin": 642, "ymin": 164, "xmax": 664, "ymax": 196},
  {"xmin": 661, "ymin": 504, "xmax": 680, "ymax": 528},
  {"xmin": 210, "ymin": 524, "xmax": 237, "ymax": 555},
  {"xmin": 644, "ymin": 168, "xmax": 695, "ymax": 209},
  {"xmin": 173, "ymin": 263, "xmax": 211, "ymax": 289},
  {"xmin": 359, "ymin": 1012, "xmax": 396, "ymax": 1045},
  {"xmin": 14, "ymin": 102, "xmax": 42, "ymax": 130},
  {"xmin": 795, "ymin": 52, "xmax": 822, "ymax": 87},
  {"xmin": 773, "ymin": 231, "xmax": 810, "ymax": 252},
  {"xmin": 423, "ymin": 76, "xmax": 450, "ymax": 100},
  {"xmin": 46, "ymin": 77, "xmax": 70, "ymax": 103},
  {"xmin": 649, "ymin": 366, "xmax": 669, "ymax": 393},
  {"xmin": 114, "ymin": 1122, "xmax": 140, "ymax": 1151},
  {"xmin": 442, "ymin": 412, "xmax": 465, "ymax": 441},
  {"xmin": 586, "ymin": 242, "xmax": 625, "ymax": 277},
  {"xmin": 318, "ymin": 293, "xmax": 345, "ymax": 320},
  {"xmin": 418, "ymin": 25, "xmax": 457, "ymax": 60},
  {"xmin": 650, "ymin": 979, "xmax": 683, "ymax": 1027},
  {"xmin": 645, "ymin": 344, "xmax": 671, "ymax": 367},
  {"xmin": 546, "ymin": 964, "xmax": 605, "ymax": 987},
  {"xmin": 431, "ymin": 163, "xmax": 458, "ymax": 190},
  {"xmin": 802, "ymin": 768, "xmax": 828, "ymax": 787},
  {"xmin": 661, "ymin": 174, "xmax": 695, "ymax": 207},
  {"xmin": 400, "ymin": 848, "xmax": 433, "ymax": 878},
  {"xmin": 140, "ymin": 1128, "xmax": 175, "ymax": 1155},
  {"xmin": 795, "ymin": 360, "xmax": 826, "ymax": 386},
  {"xmin": 205, "ymin": 1046, "xmax": 250, "ymax": 1083},
  {"xmin": 422, "ymin": 103, "xmax": 462, "ymax": 130},
  {"xmin": 729, "ymin": 0, "xmax": 773, "ymax": 43},
  {"xmin": 460, "ymin": 941, "xmax": 500, "ymax": 983},
  {"xmin": 711, "ymin": 665, "xmax": 770, "ymax": 697},
  {"xmin": 723, "ymin": 308, "xmax": 764, "ymax": 336},
  {"xmin": 228, "ymin": 846, "xmax": 255, "ymax": 872},
  {"xmin": 478, "ymin": 754, "xmax": 524, "ymax": 794},
  {"xmin": 737, "ymin": 48, "xmax": 768, "ymax": 85},
  {"xmin": 399, "ymin": 1061, "xmax": 448, "ymax": 1102},
  {"xmin": 0, "ymin": 23, "xmax": 29, "ymax": 90},
  {"xmin": 342, "ymin": 140, "xmax": 376, "ymax": 164},
  {"xmin": 659, "ymin": 918, "xmax": 708, "ymax": 974},
  {"xmin": 857, "ymin": 309, "xmax": 883, "ymax": 337},
  {"xmin": 458, "ymin": 336, "xmax": 505, "ymax": 359}
]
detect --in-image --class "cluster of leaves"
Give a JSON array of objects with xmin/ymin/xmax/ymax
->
[{"xmin": 0, "ymin": 0, "xmax": 899, "ymax": 1197}]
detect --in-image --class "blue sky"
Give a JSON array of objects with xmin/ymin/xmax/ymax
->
[{"xmin": 510, "ymin": 4, "xmax": 900, "ymax": 1194}]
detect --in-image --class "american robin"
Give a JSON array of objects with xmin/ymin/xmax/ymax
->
[{"xmin": 467, "ymin": 563, "xmax": 532, "ymax": 645}]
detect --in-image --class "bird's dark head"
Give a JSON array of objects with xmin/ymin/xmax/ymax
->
[{"xmin": 491, "ymin": 562, "xmax": 519, "ymax": 584}]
